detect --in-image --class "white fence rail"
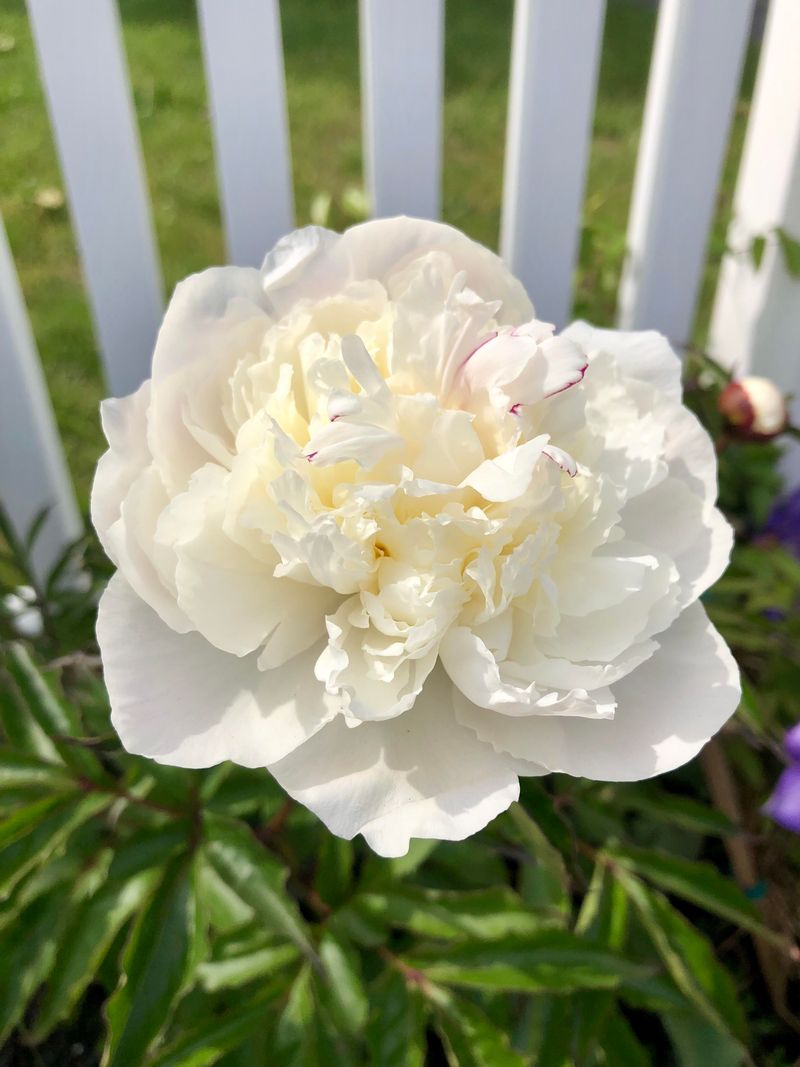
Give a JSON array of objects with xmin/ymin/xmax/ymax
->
[{"xmin": 3, "ymin": 0, "xmax": 799, "ymax": 578}]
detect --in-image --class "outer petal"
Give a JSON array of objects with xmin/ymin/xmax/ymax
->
[
  {"xmin": 260, "ymin": 217, "xmax": 534, "ymax": 324},
  {"xmin": 97, "ymin": 573, "xmax": 341, "ymax": 768},
  {"xmin": 453, "ymin": 602, "xmax": 740, "ymax": 781},
  {"xmin": 563, "ymin": 321, "xmax": 682, "ymax": 402},
  {"xmin": 268, "ymin": 669, "xmax": 520, "ymax": 857},
  {"xmin": 149, "ymin": 267, "xmax": 271, "ymax": 491},
  {"xmin": 91, "ymin": 380, "xmax": 151, "ymax": 552}
]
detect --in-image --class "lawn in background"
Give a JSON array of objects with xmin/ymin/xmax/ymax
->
[{"xmin": 0, "ymin": 0, "xmax": 758, "ymax": 507}]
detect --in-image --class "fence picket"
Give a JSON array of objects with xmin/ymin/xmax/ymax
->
[
  {"xmin": 709, "ymin": 0, "xmax": 800, "ymax": 481},
  {"xmin": 0, "ymin": 218, "xmax": 82, "ymax": 580},
  {"xmin": 500, "ymin": 0, "xmax": 605, "ymax": 328},
  {"xmin": 616, "ymin": 0, "xmax": 754, "ymax": 344},
  {"xmin": 27, "ymin": 0, "xmax": 163, "ymax": 399},
  {"xmin": 360, "ymin": 0, "xmax": 443, "ymax": 220},
  {"xmin": 197, "ymin": 0, "xmax": 294, "ymax": 267}
]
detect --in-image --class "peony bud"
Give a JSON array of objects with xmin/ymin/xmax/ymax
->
[{"xmin": 718, "ymin": 376, "xmax": 787, "ymax": 440}]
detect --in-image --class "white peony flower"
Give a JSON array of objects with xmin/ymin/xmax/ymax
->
[{"xmin": 92, "ymin": 217, "xmax": 740, "ymax": 857}]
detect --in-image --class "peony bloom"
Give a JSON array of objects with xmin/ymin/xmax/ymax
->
[
  {"xmin": 92, "ymin": 218, "xmax": 740, "ymax": 856},
  {"xmin": 718, "ymin": 375, "xmax": 788, "ymax": 440}
]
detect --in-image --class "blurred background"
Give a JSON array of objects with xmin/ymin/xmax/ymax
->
[{"xmin": 0, "ymin": 0, "xmax": 765, "ymax": 503}]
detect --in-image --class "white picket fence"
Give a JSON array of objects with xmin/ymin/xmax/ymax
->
[{"xmin": 2, "ymin": 0, "xmax": 800, "ymax": 579}]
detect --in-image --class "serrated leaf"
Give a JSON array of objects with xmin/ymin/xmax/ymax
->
[
  {"xmin": 407, "ymin": 931, "xmax": 646, "ymax": 993},
  {"xmin": 29, "ymin": 868, "xmax": 157, "ymax": 1041},
  {"xmin": 150, "ymin": 983, "xmax": 283, "ymax": 1067},
  {"xmin": 366, "ymin": 970, "xmax": 425, "ymax": 1067},
  {"xmin": 613, "ymin": 866, "xmax": 747, "ymax": 1047},
  {"xmin": 352, "ymin": 885, "xmax": 548, "ymax": 941},
  {"xmin": 204, "ymin": 816, "xmax": 316, "ymax": 963},
  {"xmin": 103, "ymin": 856, "xmax": 199, "ymax": 1067},
  {"xmin": 319, "ymin": 932, "xmax": 368, "ymax": 1036},
  {"xmin": 604, "ymin": 844, "xmax": 769, "ymax": 940},
  {"xmin": 198, "ymin": 943, "xmax": 299, "ymax": 993}
]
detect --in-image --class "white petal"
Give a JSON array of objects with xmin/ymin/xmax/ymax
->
[
  {"xmin": 304, "ymin": 420, "xmax": 404, "ymax": 468},
  {"xmin": 258, "ymin": 217, "xmax": 533, "ymax": 325},
  {"xmin": 268, "ymin": 669, "xmax": 520, "ymax": 857},
  {"xmin": 461, "ymin": 435, "xmax": 549, "ymax": 502},
  {"xmin": 621, "ymin": 478, "xmax": 732, "ymax": 604},
  {"xmin": 149, "ymin": 267, "xmax": 271, "ymax": 491},
  {"xmin": 91, "ymin": 381, "xmax": 151, "ymax": 553},
  {"xmin": 97, "ymin": 573, "xmax": 340, "ymax": 768},
  {"xmin": 563, "ymin": 321, "xmax": 682, "ymax": 402},
  {"xmin": 156, "ymin": 464, "xmax": 335, "ymax": 659},
  {"xmin": 454, "ymin": 602, "xmax": 739, "ymax": 780}
]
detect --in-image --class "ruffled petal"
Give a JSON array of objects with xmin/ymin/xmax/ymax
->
[
  {"xmin": 454, "ymin": 602, "xmax": 739, "ymax": 780},
  {"xmin": 97, "ymin": 573, "xmax": 341, "ymax": 768},
  {"xmin": 563, "ymin": 321, "xmax": 682, "ymax": 402},
  {"xmin": 268, "ymin": 669, "xmax": 520, "ymax": 857}
]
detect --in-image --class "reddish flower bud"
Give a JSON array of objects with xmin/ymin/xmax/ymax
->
[{"xmin": 718, "ymin": 376, "xmax": 787, "ymax": 440}]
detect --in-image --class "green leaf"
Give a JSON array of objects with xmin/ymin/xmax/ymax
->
[
  {"xmin": 0, "ymin": 890, "xmax": 70, "ymax": 1044},
  {"xmin": 506, "ymin": 802, "xmax": 571, "ymax": 921},
  {"xmin": 274, "ymin": 965, "xmax": 344, "ymax": 1067},
  {"xmin": 615, "ymin": 790, "xmax": 737, "ymax": 837},
  {"xmin": 0, "ymin": 792, "xmax": 109, "ymax": 902},
  {"xmin": 351, "ymin": 885, "xmax": 548, "ymax": 942},
  {"xmin": 150, "ymin": 984, "xmax": 283, "ymax": 1067},
  {"xmin": 365, "ymin": 970, "xmax": 425, "ymax": 1067},
  {"xmin": 0, "ymin": 749, "xmax": 76, "ymax": 792},
  {"xmin": 4, "ymin": 643, "xmax": 104, "ymax": 781},
  {"xmin": 604, "ymin": 844, "xmax": 768, "ymax": 939},
  {"xmin": 776, "ymin": 227, "xmax": 800, "ymax": 278},
  {"xmin": 0, "ymin": 678, "xmax": 60, "ymax": 762},
  {"xmin": 431, "ymin": 989, "xmax": 525, "ymax": 1067},
  {"xmin": 204, "ymin": 816, "xmax": 317, "ymax": 963},
  {"xmin": 106, "ymin": 822, "xmax": 193, "ymax": 882},
  {"xmin": 318, "ymin": 932, "xmax": 368, "ymax": 1036},
  {"xmin": 103, "ymin": 856, "xmax": 199, "ymax": 1067},
  {"xmin": 407, "ymin": 931, "xmax": 646, "ymax": 994},
  {"xmin": 749, "ymin": 234, "xmax": 766, "ymax": 271},
  {"xmin": 198, "ymin": 943, "xmax": 299, "ymax": 993},
  {"xmin": 613, "ymin": 866, "xmax": 747, "ymax": 1046},
  {"xmin": 663, "ymin": 1011, "xmax": 746, "ymax": 1067},
  {"xmin": 575, "ymin": 863, "xmax": 629, "ymax": 950},
  {"xmin": 196, "ymin": 856, "xmax": 255, "ymax": 934},
  {"xmin": 313, "ymin": 835, "xmax": 353, "ymax": 908},
  {"xmin": 601, "ymin": 1011, "xmax": 652, "ymax": 1066},
  {"xmin": 30, "ymin": 868, "xmax": 157, "ymax": 1040}
]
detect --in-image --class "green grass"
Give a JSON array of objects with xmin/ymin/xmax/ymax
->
[{"xmin": 0, "ymin": 0, "xmax": 757, "ymax": 507}]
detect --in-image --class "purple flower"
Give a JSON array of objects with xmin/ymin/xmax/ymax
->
[
  {"xmin": 762, "ymin": 487, "xmax": 800, "ymax": 559},
  {"xmin": 765, "ymin": 723, "xmax": 800, "ymax": 833}
]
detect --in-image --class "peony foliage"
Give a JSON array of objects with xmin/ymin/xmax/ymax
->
[{"xmin": 0, "ymin": 221, "xmax": 798, "ymax": 1064}]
